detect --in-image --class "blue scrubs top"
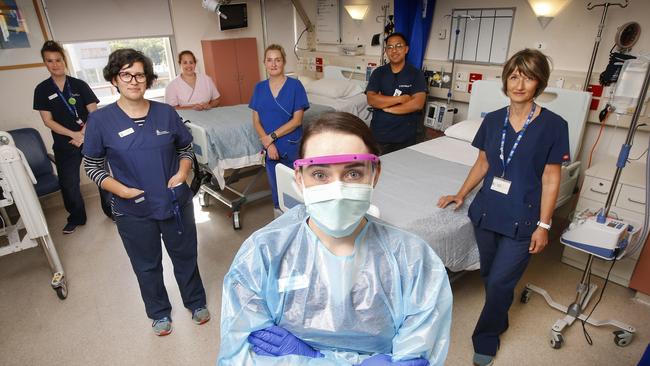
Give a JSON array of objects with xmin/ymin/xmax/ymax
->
[
  {"xmin": 249, "ymin": 77, "xmax": 309, "ymax": 157},
  {"xmin": 365, "ymin": 63, "xmax": 427, "ymax": 144},
  {"xmin": 468, "ymin": 107, "xmax": 570, "ymax": 239},
  {"xmin": 82, "ymin": 101, "xmax": 193, "ymax": 220}
]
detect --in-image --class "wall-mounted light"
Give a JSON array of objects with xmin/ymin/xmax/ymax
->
[
  {"xmin": 526, "ymin": 0, "xmax": 572, "ymax": 28},
  {"xmin": 344, "ymin": 5, "xmax": 369, "ymax": 21}
]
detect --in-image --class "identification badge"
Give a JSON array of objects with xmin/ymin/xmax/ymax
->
[
  {"xmin": 490, "ymin": 177, "xmax": 511, "ymax": 195},
  {"xmin": 278, "ymin": 274, "xmax": 309, "ymax": 292},
  {"xmin": 393, "ymin": 89, "xmax": 402, "ymax": 96},
  {"xmin": 118, "ymin": 127, "xmax": 135, "ymax": 138},
  {"xmin": 134, "ymin": 196, "xmax": 145, "ymax": 203},
  {"xmin": 48, "ymin": 93, "xmax": 58, "ymax": 100},
  {"xmin": 76, "ymin": 118, "xmax": 84, "ymax": 126}
]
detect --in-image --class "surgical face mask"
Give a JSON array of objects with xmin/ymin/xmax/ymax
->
[{"xmin": 303, "ymin": 181, "xmax": 373, "ymax": 238}]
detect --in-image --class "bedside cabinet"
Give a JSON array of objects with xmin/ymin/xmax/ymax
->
[{"xmin": 561, "ymin": 158, "xmax": 647, "ymax": 287}]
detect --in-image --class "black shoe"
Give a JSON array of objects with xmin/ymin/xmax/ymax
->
[{"xmin": 62, "ymin": 223, "xmax": 77, "ymax": 234}]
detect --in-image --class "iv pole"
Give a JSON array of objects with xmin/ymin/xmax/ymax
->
[
  {"xmin": 582, "ymin": 1, "xmax": 629, "ymax": 91},
  {"xmin": 444, "ymin": 14, "xmax": 474, "ymax": 104}
]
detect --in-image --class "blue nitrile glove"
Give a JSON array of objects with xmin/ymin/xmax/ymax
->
[
  {"xmin": 248, "ymin": 325, "xmax": 324, "ymax": 358},
  {"xmin": 356, "ymin": 354, "xmax": 430, "ymax": 366}
]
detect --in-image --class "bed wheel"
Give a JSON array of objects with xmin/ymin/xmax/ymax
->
[
  {"xmin": 233, "ymin": 211, "xmax": 241, "ymax": 230},
  {"xmin": 520, "ymin": 288, "xmax": 531, "ymax": 304},
  {"xmin": 198, "ymin": 191, "xmax": 209, "ymax": 207}
]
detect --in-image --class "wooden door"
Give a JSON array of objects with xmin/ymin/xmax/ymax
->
[
  {"xmin": 201, "ymin": 39, "xmax": 240, "ymax": 106},
  {"xmin": 630, "ymin": 238, "xmax": 650, "ymax": 295},
  {"xmin": 234, "ymin": 38, "xmax": 260, "ymax": 105}
]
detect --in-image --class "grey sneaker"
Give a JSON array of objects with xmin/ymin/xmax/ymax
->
[
  {"xmin": 473, "ymin": 353, "xmax": 494, "ymax": 366},
  {"xmin": 152, "ymin": 316, "xmax": 172, "ymax": 336},
  {"xmin": 192, "ymin": 306, "xmax": 210, "ymax": 325}
]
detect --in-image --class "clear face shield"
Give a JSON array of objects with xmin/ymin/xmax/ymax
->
[{"xmin": 294, "ymin": 154, "xmax": 380, "ymax": 238}]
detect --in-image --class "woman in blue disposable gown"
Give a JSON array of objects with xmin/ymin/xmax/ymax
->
[
  {"xmin": 250, "ymin": 44, "xmax": 309, "ymax": 216},
  {"xmin": 438, "ymin": 49, "xmax": 570, "ymax": 366},
  {"xmin": 218, "ymin": 112, "xmax": 452, "ymax": 366},
  {"xmin": 82, "ymin": 49, "xmax": 209, "ymax": 336}
]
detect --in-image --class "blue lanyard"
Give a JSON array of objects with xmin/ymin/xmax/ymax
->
[
  {"xmin": 51, "ymin": 77, "xmax": 81, "ymax": 124},
  {"xmin": 500, "ymin": 104, "xmax": 536, "ymax": 177}
]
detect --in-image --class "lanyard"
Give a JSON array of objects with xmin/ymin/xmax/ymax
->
[
  {"xmin": 500, "ymin": 104, "xmax": 536, "ymax": 177},
  {"xmin": 52, "ymin": 77, "xmax": 81, "ymax": 125}
]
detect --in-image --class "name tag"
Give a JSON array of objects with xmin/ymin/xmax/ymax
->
[
  {"xmin": 134, "ymin": 196, "xmax": 145, "ymax": 203},
  {"xmin": 278, "ymin": 274, "xmax": 309, "ymax": 292},
  {"xmin": 48, "ymin": 93, "xmax": 58, "ymax": 100},
  {"xmin": 118, "ymin": 127, "xmax": 135, "ymax": 138},
  {"xmin": 393, "ymin": 89, "xmax": 402, "ymax": 96},
  {"xmin": 490, "ymin": 177, "xmax": 511, "ymax": 195}
]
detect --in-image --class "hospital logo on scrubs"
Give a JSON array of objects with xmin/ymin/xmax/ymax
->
[
  {"xmin": 156, "ymin": 129, "xmax": 170, "ymax": 136},
  {"xmin": 563, "ymin": 154, "xmax": 570, "ymax": 161}
]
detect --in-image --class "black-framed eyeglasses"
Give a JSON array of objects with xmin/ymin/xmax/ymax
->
[
  {"xmin": 118, "ymin": 72, "xmax": 147, "ymax": 83},
  {"xmin": 385, "ymin": 43, "xmax": 405, "ymax": 51}
]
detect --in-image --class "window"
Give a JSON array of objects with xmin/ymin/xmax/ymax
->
[
  {"xmin": 448, "ymin": 8, "xmax": 515, "ymax": 65},
  {"xmin": 63, "ymin": 37, "xmax": 175, "ymax": 103}
]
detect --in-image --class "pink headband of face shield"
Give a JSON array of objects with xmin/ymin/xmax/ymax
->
[{"xmin": 293, "ymin": 154, "xmax": 380, "ymax": 169}]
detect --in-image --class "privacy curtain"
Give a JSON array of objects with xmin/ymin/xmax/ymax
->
[{"xmin": 394, "ymin": 0, "xmax": 435, "ymax": 69}]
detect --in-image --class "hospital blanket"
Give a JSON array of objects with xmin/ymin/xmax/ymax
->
[
  {"xmin": 372, "ymin": 148, "xmax": 480, "ymax": 272},
  {"xmin": 178, "ymin": 103, "xmax": 333, "ymax": 189}
]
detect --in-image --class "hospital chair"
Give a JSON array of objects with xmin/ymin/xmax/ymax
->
[{"xmin": 8, "ymin": 128, "xmax": 59, "ymax": 197}]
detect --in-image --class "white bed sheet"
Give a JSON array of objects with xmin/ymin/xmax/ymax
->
[
  {"xmin": 409, "ymin": 136, "xmax": 478, "ymax": 166},
  {"xmin": 307, "ymin": 93, "xmax": 372, "ymax": 124}
]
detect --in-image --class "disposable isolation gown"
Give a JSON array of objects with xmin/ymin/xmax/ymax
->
[{"xmin": 217, "ymin": 205, "xmax": 452, "ymax": 366}]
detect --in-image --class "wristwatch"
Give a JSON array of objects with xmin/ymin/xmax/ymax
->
[
  {"xmin": 270, "ymin": 132, "xmax": 278, "ymax": 141},
  {"xmin": 536, "ymin": 221, "xmax": 551, "ymax": 230}
]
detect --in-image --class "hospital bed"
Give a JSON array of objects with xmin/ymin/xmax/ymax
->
[
  {"xmin": 300, "ymin": 66, "xmax": 372, "ymax": 124},
  {"xmin": 276, "ymin": 80, "xmax": 591, "ymax": 272},
  {"xmin": 179, "ymin": 103, "xmax": 333, "ymax": 229}
]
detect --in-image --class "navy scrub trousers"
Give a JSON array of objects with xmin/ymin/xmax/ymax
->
[
  {"xmin": 54, "ymin": 146, "xmax": 87, "ymax": 225},
  {"xmin": 471, "ymin": 225, "xmax": 532, "ymax": 355},
  {"xmin": 115, "ymin": 201, "xmax": 206, "ymax": 320}
]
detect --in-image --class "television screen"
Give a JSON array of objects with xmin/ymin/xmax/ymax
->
[{"xmin": 219, "ymin": 4, "xmax": 248, "ymax": 31}]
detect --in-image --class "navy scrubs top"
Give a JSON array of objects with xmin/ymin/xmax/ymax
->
[
  {"xmin": 365, "ymin": 63, "xmax": 427, "ymax": 144},
  {"xmin": 33, "ymin": 76, "xmax": 99, "ymax": 150},
  {"xmin": 82, "ymin": 101, "xmax": 193, "ymax": 220},
  {"xmin": 468, "ymin": 107, "xmax": 570, "ymax": 239}
]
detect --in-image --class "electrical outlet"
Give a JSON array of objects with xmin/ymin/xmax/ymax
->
[
  {"xmin": 454, "ymin": 81, "xmax": 468, "ymax": 92},
  {"xmin": 440, "ymin": 72, "xmax": 452, "ymax": 89},
  {"xmin": 438, "ymin": 29, "xmax": 447, "ymax": 40},
  {"xmin": 455, "ymin": 72, "xmax": 468, "ymax": 81}
]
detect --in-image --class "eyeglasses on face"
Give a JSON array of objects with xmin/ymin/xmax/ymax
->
[
  {"xmin": 118, "ymin": 72, "xmax": 147, "ymax": 83},
  {"xmin": 385, "ymin": 43, "xmax": 405, "ymax": 51}
]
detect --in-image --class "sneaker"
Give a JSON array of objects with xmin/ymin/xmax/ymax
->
[
  {"xmin": 473, "ymin": 353, "xmax": 494, "ymax": 366},
  {"xmin": 152, "ymin": 316, "xmax": 172, "ymax": 336},
  {"xmin": 62, "ymin": 223, "xmax": 77, "ymax": 234},
  {"xmin": 192, "ymin": 306, "xmax": 210, "ymax": 325}
]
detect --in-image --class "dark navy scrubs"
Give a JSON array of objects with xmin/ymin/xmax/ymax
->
[
  {"xmin": 468, "ymin": 106, "xmax": 570, "ymax": 356},
  {"xmin": 365, "ymin": 63, "xmax": 427, "ymax": 150},
  {"xmin": 33, "ymin": 76, "xmax": 99, "ymax": 225},
  {"xmin": 249, "ymin": 77, "xmax": 309, "ymax": 208},
  {"xmin": 82, "ymin": 101, "xmax": 206, "ymax": 320}
]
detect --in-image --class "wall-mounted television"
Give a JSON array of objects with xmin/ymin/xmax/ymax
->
[{"xmin": 219, "ymin": 4, "xmax": 248, "ymax": 31}]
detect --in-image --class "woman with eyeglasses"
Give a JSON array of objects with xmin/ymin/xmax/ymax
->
[
  {"xmin": 250, "ymin": 44, "xmax": 309, "ymax": 217},
  {"xmin": 218, "ymin": 112, "xmax": 452, "ymax": 366},
  {"xmin": 82, "ymin": 48, "xmax": 209, "ymax": 336},
  {"xmin": 165, "ymin": 50, "xmax": 220, "ymax": 110},
  {"xmin": 33, "ymin": 40, "xmax": 100, "ymax": 234}
]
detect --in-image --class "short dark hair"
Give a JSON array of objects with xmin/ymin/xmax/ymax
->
[
  {"xmin": 178, "ymin": 50, "xmax": 197, "ymax": 64},
  {"xmin": 385, "ymin": 32, "xmax": 409, "ymax": 47},
  {"xmin": 501, "ymin": 49, "xmax": 551, "ymax": 98},
  {"xmin": 40, "ymin": 40, "xmax": 67, "ymax": 66},
  {"xmin": 103, "ymin": 48, "xmax": 157, "ymax": 89},
  {"xmin": 299, "ymin": 112, "xmax": 380, "ymax": 157}
]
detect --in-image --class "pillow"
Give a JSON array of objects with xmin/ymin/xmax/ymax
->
[
  {"xmin": 297, "ymin": 75, "xmax": 316, "ymax": 87},
  {"xmin": 444, "ymin": 119, "xmax": 483, "ymax": 142},
  {"xmin": 305, "ymin": 78, "xmax": 364, "ymax": 99}
]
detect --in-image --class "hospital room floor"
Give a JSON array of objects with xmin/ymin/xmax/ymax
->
[{"xmin": 1, "ymin": 187, "xmax": 649, "ymax": 365}]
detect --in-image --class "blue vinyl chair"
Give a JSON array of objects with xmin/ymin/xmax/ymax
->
[{"xmin": 8, "ymin": 128, "xmax": 60, "ymax": 197}]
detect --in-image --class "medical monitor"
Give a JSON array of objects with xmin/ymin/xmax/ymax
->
[{"xmin": 219, "ymin": 4, "xmax": 248, "ymax": 31}]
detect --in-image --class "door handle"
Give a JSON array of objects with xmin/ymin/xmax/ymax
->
[{"xmin": 589, "ymin": 187, "xmax": 608, "ymax": 195}]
